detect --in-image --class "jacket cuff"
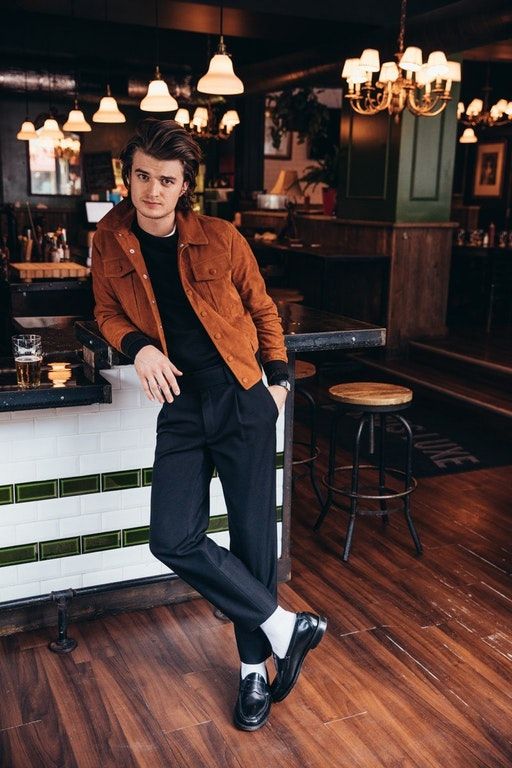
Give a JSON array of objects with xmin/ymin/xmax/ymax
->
[
  {"xmin": 120, "ymin": 331, "xmax": 154, "ymax": 361},
  {"xmin": 264, "ymin": 360, "xmax": 289, "ymax": 384}
]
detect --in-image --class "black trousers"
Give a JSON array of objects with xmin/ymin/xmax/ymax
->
[{"xmin": 149, "ymin": 362, "xmax": 280, "ymax": 663}]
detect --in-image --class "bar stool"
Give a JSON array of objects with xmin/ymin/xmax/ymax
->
[
  {"xmin": 292, "ymin": 360, "xmax": 322, "ymax": 506},
  {"xmin": 314, "ymin": 382, "xmax": 423, "ymax": 562}
]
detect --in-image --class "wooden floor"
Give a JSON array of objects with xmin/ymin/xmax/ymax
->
[{"xmin": 1, "ymin": 416, "xmax": 512, "ymax": 766}]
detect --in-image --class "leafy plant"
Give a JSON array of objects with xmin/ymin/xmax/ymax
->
[
  {"xmin": 300, "ymin": 145, "xmax": 343, "ymax": 191},
  {"xmin": 267, "ymin": 88, "xmax": 330, "ymax": 150}
]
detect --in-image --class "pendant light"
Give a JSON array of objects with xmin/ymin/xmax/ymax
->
[
  {"xmin": 63, "ymin": 1, "xmax": 91, "ymax": 132},
  {"xmin": 197, "ymin": 2, "xmax": 244, "ymax": 95},
  {"xmin": 17, "ymin": 71, "xmax": 37, "ymax": 140},
  {"xmin": 140, "ymin": 0, "xmax": 178, "ymax": 112},
  {"xmin": 93, "ymin": 84, "xmax": 126, "ymax": 123},
  {"xmin": 93, "ymin": 0, "xmax": 126, "ymax": 123}
]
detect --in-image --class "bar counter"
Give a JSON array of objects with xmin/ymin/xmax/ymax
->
[{"xmin": 0, "ymin": 310, "xmax": 385, "ymax": 634}]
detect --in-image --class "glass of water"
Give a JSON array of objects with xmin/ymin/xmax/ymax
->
[{"xmin": 12, "ymin": 334, "xmax": 43, "ymax": 388}]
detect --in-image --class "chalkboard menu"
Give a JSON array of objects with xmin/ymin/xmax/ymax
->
[{"xmin": 83, "ymin": 152, "xmax": 115, "ymax": 194}]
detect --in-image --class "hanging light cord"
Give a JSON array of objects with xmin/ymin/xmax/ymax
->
[
  {"xmin": 155, "ymin": 0, "xmax": 160, "ymax": 71},
  {"xmin": 397, "ymin": 0, "xmax": 407, "ymax": 55}
]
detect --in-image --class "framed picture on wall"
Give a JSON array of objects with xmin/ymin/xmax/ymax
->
[
  {"xmin": 264, "ymin": 113, "xmax": 292, "ymax": 159},
  {"xmin": 473, "ymin": 140, "xmax": 506, "ymax": 198}
]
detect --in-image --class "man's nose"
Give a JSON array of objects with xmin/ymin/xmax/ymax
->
[{"xmin": 147, "ymin": 179, "xmax": 160, "ymax": 197}]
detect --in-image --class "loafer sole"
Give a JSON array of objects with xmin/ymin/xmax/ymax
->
[{"xmin": 271, "ymin": 615, "xmax": 327, "ymax": 702}]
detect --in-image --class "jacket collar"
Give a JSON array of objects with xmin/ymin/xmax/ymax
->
[{"xmin": 96, "ymin": 198, "xmax": 209, "ymax": 245}]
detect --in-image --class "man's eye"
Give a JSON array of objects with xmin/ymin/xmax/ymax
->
[
  {"xmin": 161, "ymin": 178, "xmax": 173, "ymax": 186},
  {"xmin": 137, "ymin": 173, "xmax": 148, "ymax": 181}
]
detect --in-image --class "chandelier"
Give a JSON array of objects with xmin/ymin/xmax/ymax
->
[
  {"xmin": 174, "ymin": 101, "xmax": 240, "ymax": 140},
  {"xmin": 457, "ymin": 65, "xmax": 512, "ymax": 133},
  {"xmin": 341, "ymin": 0, "xmax": 460, "ymax": 118}
]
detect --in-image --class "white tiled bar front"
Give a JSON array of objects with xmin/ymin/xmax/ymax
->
[{"xmin": 0, "ymin": 363, "xmax": 285, "ymax": 605}]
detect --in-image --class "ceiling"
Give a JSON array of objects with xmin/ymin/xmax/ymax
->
[{"xmin": 1, "ymin": 0, "xmax": 512, "ymax": 100}]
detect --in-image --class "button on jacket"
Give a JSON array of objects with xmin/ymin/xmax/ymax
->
[{"xmin": 91, "ymin": 199, "xmax": 288, "ymax": 389}]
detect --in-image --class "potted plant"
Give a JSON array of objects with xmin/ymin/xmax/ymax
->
[
  {"xmin": 267, "ymin": 88, "xmax": 330, "ymax": 150},
  {"xmin": 300, "ymin": 146, "xmax": 343, "ymax": 216}
]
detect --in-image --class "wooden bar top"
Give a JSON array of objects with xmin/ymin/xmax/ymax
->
[{"xmin": 9, "ymin": 262, "xmax": 90, "ymax": 281}]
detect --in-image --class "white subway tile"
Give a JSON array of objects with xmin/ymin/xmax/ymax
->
[
  {"xmin": 120, "ymin": 447, "xmax": 155, "ymax": 469},
  {"xmin": 140, "ymin": 397, "xmax": 163, "ymax": 410},
  {"xmin": 61, "ymin": 552, "xmax": 104, "ymax": 576},
  {"xmin": 37, "ymin": 496, "xmax": 81, "ymax": 521},
  {"xmin": 12, "ymin": 437, "xmax": 56, "ymax": 461},
  {"xmin": 34, "ymin": 414, "xmax": 79, "ymax": 437},
  {"xmin": 0, "ymin": 460, "xmax": 36, "ymax": 485},
  {"xmin": 122, "ymin": 561, "xmax": 162, "ymax": 581},
  {"xmin": 39, "ymin": 574, "xmax": 83, "ymax": 593},
  {"xmin": 79, "ymin": 410, "xmax": 120, "ymax": 434},
  {"xmin": 0, "ymin": 412, "xmax": 12, "ymax": 421},
  {"xmin": 101, "ymin": 507, "xmax": 142, "ymax": 530},
  {"xmin": 0, "ymin": 420, "xmax": 34, "ymax": 440},
  {"xmin": 11, "ymin": 407, "xmax": 56, "ymax": 420},
  {"xmin": 0, "ymin": 526, "xmax": 15, "ymax": 547},
  {"xmin": 17, "ymin": 558, "xmax": 62, "ymax": 584},
  {"xmin": 121, "ymin": 486, "xmax": 150, "ymax": 509},
  {"xmin": 0, "ymin": 582, "xmax": 41, "ymax": 602},
  {"xmin": 36, "ymin": 456, "xmax": 79, "ymax": 482},
  {"xmin": 119, "ymin": 366, "xmax": 142, "ymax": 390},
  {"xmin": 120, "ymin": 409, "xmax": 158, "ymax": 430},
  {"xmin": 59, "ymin": 513, "xmax": 101, "ymax": 538},
  {"xmin": 109, "ymin": 389, "xmax": 141, "ymax": 410},
  {"xmin": 59, "ymin": 404, "xmax": 100, "ymax": 414},
  {"xmin": 0, "ymin": 502, "xmax": 38, "ymax": 526},
  {"xmin": 102, "ymin": 546, "xmax": 143, "ymax": 569},
  {"xmin": 79, "ymin": 451, "xmax": 121, "ymax": 475},
  {"xmin": 82, "ymin": 568, "xmax": 122, "ymax": 588},
  {"xmin": 101, "ymin": 429, "xmax": 140, "ymax": 453},
  {"xmin": 80, "ymin": 492, "xmax": 119, "ymax": 515},
  {"xmin": 57, "ymin": 433, "xmax": 100, "ymax": 457},
  {"xmin": 16, "ymin": 519, "xmax": 59, "ymax": 546},
  {"xmin": 0, "ymin": 564, "xmax": 18, "ymax": 587}
]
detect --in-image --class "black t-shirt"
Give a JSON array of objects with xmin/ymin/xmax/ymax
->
[{"xmin": 122, "ymin": 220, "xmax": 222, "ymax": 372}]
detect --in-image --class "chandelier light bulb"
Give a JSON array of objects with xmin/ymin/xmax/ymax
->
[
  {"xmin": 466, "ymin": 98, "xmax": 483, "ymax": 117},
  {"xmin": 459, "ymin": 127, "xmax": 477, "ymax": 144},
  {"xmin": 174, "ymin": 108, "xmax": 190, "ymax": 126},
  {"xmin": 192, "ymin": 107, "xmax": 209, "ymax": 129},
  {"xmin": 457, "ymin": 102, "xmax": 465, "ymax": 119}
]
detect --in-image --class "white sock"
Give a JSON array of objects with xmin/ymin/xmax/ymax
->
[
  {"xmin": 240, "ymin": 662, "xmax": 268, "ymax": 681},
  {"xmin": 260, "ymin": 606, "xmax": 296, "ymax": 659}
]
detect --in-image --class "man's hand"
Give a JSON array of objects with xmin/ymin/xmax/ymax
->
[
  {"xmin": 134, "ymin": 345, "xmax": 183, "ymax": 403},
  {"xmin": 268, "ymin": 384, "xmax": 288, "ymax": 413}
]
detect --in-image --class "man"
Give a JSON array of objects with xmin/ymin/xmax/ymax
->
[{"xmin": 91, "ymin": 118, "xmax": 327, "ymax": 731}]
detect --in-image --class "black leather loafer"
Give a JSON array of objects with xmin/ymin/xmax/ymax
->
[
  {"xmin": 270, "ymin": 612, "xmax": 327, "ymax": 702},
  {"xmin": 233, "ymin": 672, "xmax": 271, "ymax": 731}
]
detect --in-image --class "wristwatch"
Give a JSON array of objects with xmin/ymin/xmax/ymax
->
[{"xmin": 273, "ymin": 379, "xmax": 291, "ymax": 392}]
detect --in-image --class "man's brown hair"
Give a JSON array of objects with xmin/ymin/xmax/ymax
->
[{"xmin": 120, "ymin": 118, "xmax": 202, "ymax": 211}]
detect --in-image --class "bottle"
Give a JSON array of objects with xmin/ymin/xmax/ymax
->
[
  {"xmin": 61, "ymin": 228, "xmax": 70, "ymax": 261},
  {"xmin": 488, "ymin": 222, "xmax": 495, "ymax": 248}
]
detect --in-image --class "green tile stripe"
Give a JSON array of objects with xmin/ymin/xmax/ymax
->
[
  {"xmin": 0, "ymin": 507, "xmax": 284, "ymax": 568},
  {"xmin": 4, "ymin": 453, "xmax": 284, "ymax": 505},
  {"xmin": 0, "ymin": 485, "xmax": 14, "ymax": 506}
]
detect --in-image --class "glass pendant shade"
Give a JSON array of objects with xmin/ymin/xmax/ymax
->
[
  {"xmin": 93, "ymin": 91, "xmax": 126, "ymax": 123},
  {"xmin": 63, "ymin": 108, "xmax": 91, "ymax": 132},
  {"xmin": 459, "ymin": 127, "xmax": 477, "ymax": 144},
  {"xmin": 197, "ymin": 41, "xmax": 244, "ymax": 95},
  {"xmin": 39, "ymin": 118, "xmax": 64, "ymax": 139},
  {"xmin": 17, "ymin": 120, "xmax": 37, "ymax": 140},
  {"xmin": 140, "ymin": 74, "xmax": 178, "ymax": 112},
  {"xmin": 174, "ymin": 108, "xmax": 190, "ymax": 126}
]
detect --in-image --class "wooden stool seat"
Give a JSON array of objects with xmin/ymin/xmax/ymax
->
[
  {"xmin": 328, "ymin": 382, "xmax": 413, "ymax": 407},
  {"xmin": 268, "ymin": 288, "xmax": 304, "ymax": 304},
  {"xmin": 295, "ymin": 360, "xmax": 316, "ymax": 381}
]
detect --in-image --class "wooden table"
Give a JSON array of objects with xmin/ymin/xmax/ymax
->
[{"xmin": 9, "ymin": 262, "xmax": 90, "ymax": 281}]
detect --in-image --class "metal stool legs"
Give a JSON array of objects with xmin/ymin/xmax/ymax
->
[{"xmin": 315, "ymin": 405, "xmax": 422, "ymax": 561}]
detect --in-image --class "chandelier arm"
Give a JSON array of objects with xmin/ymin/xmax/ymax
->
[{"xmin": 407, "ymin": 91, "xmax": 448, "ymax": 117}]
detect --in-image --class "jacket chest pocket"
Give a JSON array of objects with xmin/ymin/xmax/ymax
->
[
  {"xmin": 103, "ymin": 258, "xmax": 143, "ymax": 321},
  {"xmin": 190, "ymin": 255, "xmax": 243, "ymax": 316}
]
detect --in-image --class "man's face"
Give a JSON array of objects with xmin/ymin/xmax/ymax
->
[{"xmin": 129, "ymin": 149, "xmax": 188, "ymax": 223}]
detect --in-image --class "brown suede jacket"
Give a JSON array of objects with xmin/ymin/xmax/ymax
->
[{"xmin": 91, "ymin": 199, "xmax": 288, "ymax": 389}]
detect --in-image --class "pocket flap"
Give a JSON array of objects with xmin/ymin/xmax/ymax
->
[
  {"xmin": 103, "ymin": 259, "xmax": 136, "ymax": 277},
  {"xmin": 191, "ymin": 255, "xmax": 230, "ymax": 281}
]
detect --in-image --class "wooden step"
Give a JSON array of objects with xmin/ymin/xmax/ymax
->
[
  {"xmin": 357, "ymin": 356, "xmax": 512, "ymax": 419},
  {"xmin": 409, "ymin": 337, "xmax": 512, "ymax": 381}
]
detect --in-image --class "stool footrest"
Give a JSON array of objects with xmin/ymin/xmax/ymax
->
[{"xmin": 322, "ymin": 465, "xmax": 417, "ymax": 502}]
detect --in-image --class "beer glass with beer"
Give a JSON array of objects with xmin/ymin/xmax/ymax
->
[{"xmin": 12, "ymin": 334, "xmax": 43, "ymax": 388}]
